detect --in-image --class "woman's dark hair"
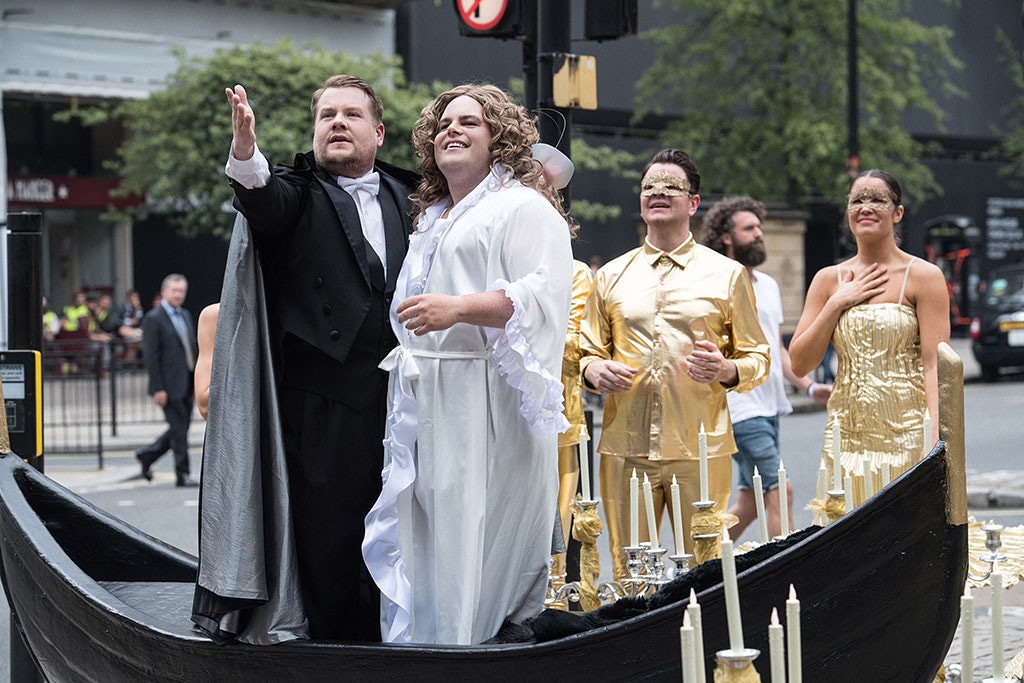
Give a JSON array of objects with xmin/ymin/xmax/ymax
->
[{"xmin": 852, "ymin": 169, "xmax": 902, "ymax": 206}]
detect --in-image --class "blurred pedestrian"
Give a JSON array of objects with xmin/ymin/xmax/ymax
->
[{"xmin": 137, "ymin": 274, "xmax": 199, "ymax": 487}]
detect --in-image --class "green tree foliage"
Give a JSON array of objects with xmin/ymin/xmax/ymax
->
[
  {"xmin": 994, "ymin": 29, "xmax": 1024, "ymax": 186},
  {"xmin": 98, "ymin": 39, "xmax": 438, "ymax": 239},
  {"xmin": 636, "ymin": 0, "xmax": 962, "ymax": 207}
]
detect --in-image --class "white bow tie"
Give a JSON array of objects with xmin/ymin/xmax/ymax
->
[{"xmin": 338, "ymin": 171, "xmax": 380, "ymax": 197}]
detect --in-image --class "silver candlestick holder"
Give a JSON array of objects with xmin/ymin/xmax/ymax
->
[
  {"xmin": 668, "ymin": 553, "xmax": 693, "ymax": 579},
  {"xmin": 621, "ymin": 545, "xmax": 647, "ymax": 597},
  {"xmin": 968, "ymin": 521, "xmax": 1008, "ymax": 582},
  {"xmin": 642, "ymin": 545, "xmax": 670, "ymax": 588}
]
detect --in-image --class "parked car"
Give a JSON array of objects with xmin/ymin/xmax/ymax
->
[{"xmin": 970, "ymin": 264, "xmax": 1024, "ymax": 381}]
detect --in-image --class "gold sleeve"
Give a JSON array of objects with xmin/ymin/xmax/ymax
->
[{"xmin": 725, "ymin": 266, "xmax": 771, "ymax": 392}]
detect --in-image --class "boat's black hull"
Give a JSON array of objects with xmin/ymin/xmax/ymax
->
[{"xmin": 0, "ymin": 442, "xmax": 966, "ymax": 683}]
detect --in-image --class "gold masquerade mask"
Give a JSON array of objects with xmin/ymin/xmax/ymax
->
[
  {"xmin": 641, "ymin": 171, "xmax": 691, "ymax": 198},
  {"xmin": 847, "ymin": 187, "xmax": 896, "ymax": 214}
]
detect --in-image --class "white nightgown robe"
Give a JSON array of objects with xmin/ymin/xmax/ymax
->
[{"xmin": 363, "ymin": 166, "xmax": 572, "ymax": 645}]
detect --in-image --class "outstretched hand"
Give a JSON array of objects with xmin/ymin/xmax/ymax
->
[
  {"xmin": 224, "ymin": 85, "xmax": 256, "ymax": 161},
  {"xmin": 833, "ymin": 262, "xmax": 889, "ymax": 311}
]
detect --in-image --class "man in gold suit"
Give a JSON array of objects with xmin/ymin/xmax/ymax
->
[{"xmin": 580, "ymin": 149, "xmax": 771, "ymax": 580}]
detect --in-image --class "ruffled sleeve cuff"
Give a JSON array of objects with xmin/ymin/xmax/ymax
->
[{"xmin": 489, "ymin": 279, "xmax": 570, "ymax": 437}]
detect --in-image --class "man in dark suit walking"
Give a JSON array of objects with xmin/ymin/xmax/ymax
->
[
  {"xmin": 138, "ymin": 273, "xmax": 199, "ymax": 487},
  {"xmin": 212, "ymin": 75, "xmax": 418, "ymax": 642}
]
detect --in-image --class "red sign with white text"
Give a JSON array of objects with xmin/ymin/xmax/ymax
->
[{"xmin": 6, "ymin": 175, "xmax": 143, "ymax": 210}]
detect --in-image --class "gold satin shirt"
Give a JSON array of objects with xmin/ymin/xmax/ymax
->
[
  {"xmin": 580, "ymin": 235, "xmax": 770, "ymax": 461},
  {"xmin": 558, "ymin": 260, "xmax": 595, "ymax": 448}
]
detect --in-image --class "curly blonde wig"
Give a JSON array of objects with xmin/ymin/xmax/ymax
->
[{"xmin": 410, "ymin": 84, "xmax": 571, "ymax": 230}]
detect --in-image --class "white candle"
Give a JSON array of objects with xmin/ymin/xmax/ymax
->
[
  {"xmin": 698, "ymin": 423, "xmax": 709, "ymax": 502},
  {"xmin": 578, "ymin": 426, "xmax": 591, "ymax": 501},
  {"xmin": 831, "ymin": 421, "xmax": 842, "ymax": 490},
  {"xmin": 786, "ymin": 584, "xmax": 802, "ymax": 683},
  {"xmin": 629, "ymin": 468, "xmax": 639, "ymax": 547},
  {"xmin": 862, "ymin": 459, "xmax": 874, "ymax": 499},
  {"xmin": 688, "ymin": 589, "xmax": 706, "ymax": 683},
  {"xmin": 720, "ymin": 526, "xmax": 745, "ymax": 651},
  {"xmin": 961, "ymin": 584, "xmax": 974, "ymax": 683},
  {"xmin": 993, "ymin": 565, "xmax": 1005, "ymax": 683},
  {"xmin": 769, "ymin": 607, "xmax": 786, "ymax": 683},
  {"xmin": 642, "ymin": 473, "xmax": 660, "ymax": 549},
  {"xmin": 844, "ymin": 475, "xmax": 854, "ymax": 512},
  {"xmin": 815, "ymin": 465, "xmax": 827, "ymax": 526},
  {"xmin": 922, "ymin": 408, "xmax": 932, "ymax": 457},
  {"xmin": 680, "ymin": 610, "xmax": 698, "ymax": 683},
  {"xmin": 671, "ymin": 475, "xmax": 685, "ymax": 556},
  {"xmin": 778, "ymin": 461, "xmax": 789, "ymax": 537},
  {"xmin": 753, "ymin": 466, "xmax": 769, "ymax": 544},
  {"xmin": 881, "ymin": 462, "xmax": 891, "ymax": 487}
]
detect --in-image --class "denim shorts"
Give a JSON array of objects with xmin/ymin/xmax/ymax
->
[{"xmin": 731, "ymin": 415, "xmax": 781, "ymax": 490}]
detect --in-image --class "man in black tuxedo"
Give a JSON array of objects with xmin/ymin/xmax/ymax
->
[
  {"xmin": 138, "ymin": 273, "xmax": 199, "ymax": 487},
  {"xmin": 219, "ymin": 76, "xmax": 417, "ymax": 641}
]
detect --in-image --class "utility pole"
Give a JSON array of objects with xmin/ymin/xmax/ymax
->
[
  {"xmin": 847, "ymin": 0, "xmax": 859, "ymax": 179},
  {"xmin": 536, "ymin": 1, "xmax": 573, "ymax": 173}
]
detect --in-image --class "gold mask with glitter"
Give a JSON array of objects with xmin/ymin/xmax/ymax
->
[
  {"xmin": 847, "ymin": 187, "xmax": 896, "ymax": 214},
  {"xmin": 641, "ymin": 171, "xmax": 691, "ymax": 197}
]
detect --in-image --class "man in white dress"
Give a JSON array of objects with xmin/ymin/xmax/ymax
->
[{"xmin": 362, "ymin": 84, "xmax": 574, "ymax": 645}]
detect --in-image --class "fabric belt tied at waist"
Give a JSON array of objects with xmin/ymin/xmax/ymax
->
[{"xmin": 379, "ymin": 345, "xmax": 492, "ymax": 381}]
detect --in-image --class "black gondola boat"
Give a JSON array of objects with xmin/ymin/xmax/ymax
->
[{"xmin": 0, "ymin": 345, "xmax": 969, "ymax": 682}]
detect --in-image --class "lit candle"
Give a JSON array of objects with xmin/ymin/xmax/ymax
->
[
  {"xmin": 698, "ymin": 423, "xmax": 709, "ymax": 502},
  {"xmin": 922, "ymin": 408, "xmax": 932, "ymax": 457},
  {"xmin": 961, "ymin": 584, "xmax": 974, "ymax": 683},
  {"xmin": 993, "ymin": 564, "xmax": 1005, "ymax": 683},
  {"xmin": 688, "ymin": 589, "xmax": 706, "ymax": 683},
  {"xmin": 786, "ymin": 584, "xmax": 802, "ymax": 683},
  {"xmin": 629, "ymin": 468, "xmax": 639, "ymax": 547},
  {"xmin": 881, "ymin": 462, "xmax": 891, "ymax": 487},
  {"xmin": 680, "ymin": 610, "xmax": 697, "ymax": 683},
  {"xmin": 815, "ymin": 465, "xmax": 827, "ymax": 526},
  {"xmin": 643, "ymin": 473, "xmax": 660, "ymax": 549},
  {"xmin": 578, "ymin": 426, "xmax": 591, "ymax": 501},
  {"xmin": 844, "ymin": 475, "xmax": 854, "ymax": 512},
  {"xmin": 778, "ymin": 461, "xmax": 789, "ymax": 537},
  {"xmin": 753, "ymin": 466, "xmax": 769, "ymax": 544},
  {"xmin": 671, "ymin": 475, "xmax": 685, "ymax": 556},
  {"xmin": 831, "ymin": 421, "xmax": 842, "ymax": 490},
  {"xmin": 720, "ymin": 525, "xmax": 745, "ymax": 651},
  {"xmin": 862, "ymin": 458, "xmax": 874, "ymax": 499},
  {"xmin": 769, "ymin": 607, "xmax": 786, "ymax": 683}
]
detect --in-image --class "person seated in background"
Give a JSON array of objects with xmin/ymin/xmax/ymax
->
[
  {"xmin": 61, "ymin": 290, "xmax": 91, "ymax": 334},
  {"xmin": 116, "ymin": 290, "xmax": 146, "ymax": 361}
]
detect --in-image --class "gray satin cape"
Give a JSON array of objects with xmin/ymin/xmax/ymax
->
[{"xmin": 190, "ymin": 213, "xmax": 309, "ymax": 644}]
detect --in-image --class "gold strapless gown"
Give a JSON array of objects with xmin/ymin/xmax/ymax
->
[{"xmin": 819, "ymin": 303, "xmax": 926, "ymax": 500}]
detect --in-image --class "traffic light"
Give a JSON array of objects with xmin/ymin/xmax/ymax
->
[
  {"xmin": 454, "ymin": 0, "xmax": 525, "ymax": 39},
  {"xmin": 584, "ymin": 0, "xmax": 637, "ymax": 41}
]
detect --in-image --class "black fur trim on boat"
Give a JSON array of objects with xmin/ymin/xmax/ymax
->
[{"xmin": 488, "ymin": 527, "xmax": 820, "ymax": 644}]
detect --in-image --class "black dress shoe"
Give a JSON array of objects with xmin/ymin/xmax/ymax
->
[
  {"xmin": 135, "ymin": 451, "xmax": 153, "ymax": 481},
  {"xmin": 176, "ymin": 477, "xmax": 199, "ymax": 488}
]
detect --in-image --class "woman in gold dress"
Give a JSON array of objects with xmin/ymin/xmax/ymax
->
[{"xmin": 789, "ymin": 170, "xmax": 950, "ymax": 500}]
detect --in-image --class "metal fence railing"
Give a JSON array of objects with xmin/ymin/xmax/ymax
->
[{"xmin": 42, "ymin": 338, "xmax": 166, "ymax": 465}]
